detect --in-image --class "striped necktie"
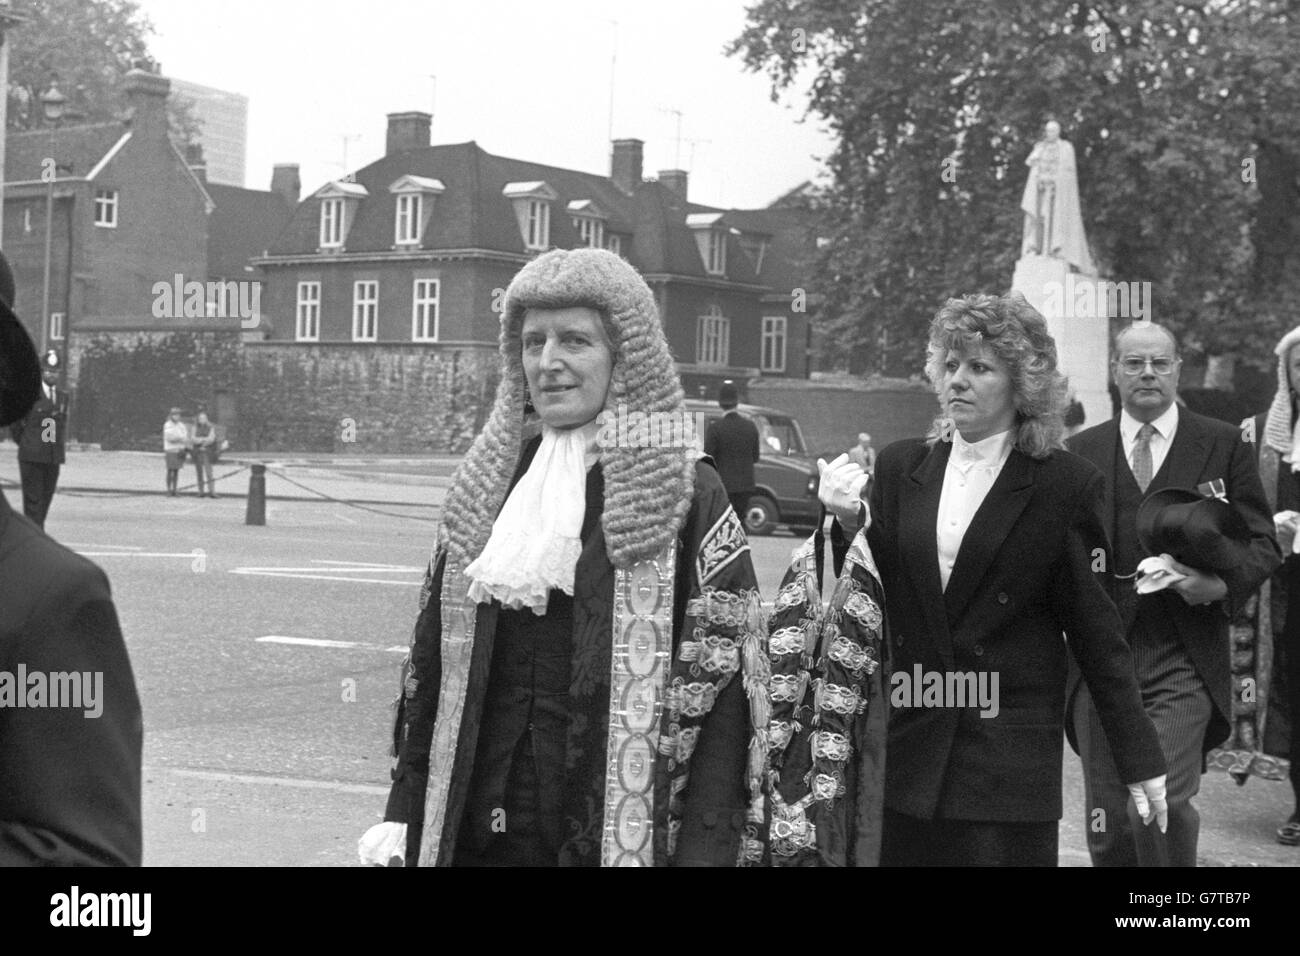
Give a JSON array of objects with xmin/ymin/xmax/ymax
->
[{"xmin": 1132, "ymin": 422, "xmax": 1155, "ymax": 492}]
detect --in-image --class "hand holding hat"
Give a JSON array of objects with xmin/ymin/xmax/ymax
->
[{"xmin": 1134, "ymin": 554, "xmax": 1187, "ymax": 595}]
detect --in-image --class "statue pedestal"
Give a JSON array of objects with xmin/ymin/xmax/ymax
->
[{"xmin": 1011, "ymin": 255, "xmax": 1110, "ymax": 430}]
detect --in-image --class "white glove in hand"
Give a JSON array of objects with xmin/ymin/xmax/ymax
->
[
  {"xmin": 358, "ymin": 821, "xmax": 408, "ymax": 866},
  {"xmin": 1127, "ymin": 774, "xmax": 1168, "ymax": 833},
  {"xmin": 817, "ymin": 453, "xmax": 870, "ymax": 531}
]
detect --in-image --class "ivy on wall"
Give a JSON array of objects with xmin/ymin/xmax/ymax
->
[{"xmin": 72, "ymin": 333, "xmax": 499, "ymax": 454}]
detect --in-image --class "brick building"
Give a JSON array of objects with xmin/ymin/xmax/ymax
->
[
  {"xmin": 253, "ymin": 114, "xmax": 815, "ymax": 399},
  {"xmin": 1, "ymin": 67, "xmax": 212, "ymax": 351},
  {"xmin": 1, "ymin": 65, "xmax": 295, "ymax": 449}
]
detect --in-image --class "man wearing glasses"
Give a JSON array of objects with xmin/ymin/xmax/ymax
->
[{"xmin": 1067, "ymin": 322, "xmax": 1280, "ymax": 866}]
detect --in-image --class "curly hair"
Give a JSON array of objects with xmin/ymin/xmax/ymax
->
[
  {"xmin": 923, "ymin": 291, "xmax": 1068, "ymax": 459},
  {"xmin": 438, "ymin": 248, "xmax": 695, "ymax": 572}
]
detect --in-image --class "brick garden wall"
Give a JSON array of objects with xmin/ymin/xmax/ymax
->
[
  {"xmin": 239, "ymin": 343, "xmax": 498, "ymax": 452},
  {"xmin": 69, "ymin": 333, "xmax": 499, "ymax": 453}
]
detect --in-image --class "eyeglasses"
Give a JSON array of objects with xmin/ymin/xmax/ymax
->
[{"xmin": 1117, "ymin": 357, "xmax": 1178, "ymax": 376}]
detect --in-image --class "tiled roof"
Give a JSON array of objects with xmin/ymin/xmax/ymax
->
[
  {"xmin": 266, "ymin": 141, "xmax": 767, "ymax": 284},
  {"xmin": 3, "ymin": 122, "xmax": 128, "ymax": 183},
  {"xmin": 723, "ymin": 206, "xmax": 820, "ymax": 293},
  {"xmin": 206, "ymin": 183, "xmax": 293, "ymax": 279}
]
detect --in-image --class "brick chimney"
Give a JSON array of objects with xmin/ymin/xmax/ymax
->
[
  {"xmin": 123, "ymin": 67, "xmax": 171, "ymax": 142},
  {"xmin": 386, "ymin": 111, "xmax": 431, "ymax": 154},
  {"xmin": 658, "ymin": 169, "xmax": 688, "ymax": 201},
  {"xmin": 270, "ymin": 164, "xmax": 301, "ymax": 206},
  {"xmin": 184, "ymin": 143, "xmax": 207, "ymax": 183},
  {"xmin": 611, "ymin": 139, "xmax": 643, "ymax": 194}
]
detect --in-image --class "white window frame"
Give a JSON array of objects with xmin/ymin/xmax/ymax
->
[
  {"xmin": 49, "ymin": 311, "xmax": 65, "ymax": 341},
  {"xmin": 94, "ymin": 189, "xmax": 119, "ymax": 228},
  {"xmin": 605, "ymin": 233, "xmax": 622, "ymax": 256},
  {"xmin": 525, "ymin": 199, "xmax": 550, "ymax": 250},
  {"xmin": 696, "ymin": 306, "xmax": 730, "ymax": 367},
  {"xmin": 412, "ymin": 278, "xmax": 440, "ymax": 342},
  {"xmin": 705, "ymin": 229, "xmax": 726, "ymax": 275},
  {"xmin": 395, "ymin": 193, "xmax": 422, "ymax": 245},
  {"xmin": 761, "ymin": 316, "xmax": 787, "ymax": 373},
  {"xmin": 296, "ymin": 281, "xmax": 321, "ymax": 341},
  {"xmin": 573, "ymin": 215, "xmax": 604, "ymax": 249},
  {"xmin": 353, "ymin": 281, "xmax": 378, "ymax": 341},
  {"xmin": 320, "ymin": 198, "xmax": 344, "ymax": 247}
]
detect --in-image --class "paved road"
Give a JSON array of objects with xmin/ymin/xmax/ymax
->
[{"xmin": 8, "ymin": 453, "xmax": 1295, "ymax": 867}]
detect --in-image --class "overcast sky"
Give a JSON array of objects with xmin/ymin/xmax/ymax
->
[{"xmin": 135, "ymin": 0, "xmax": 835, "ymax": 209}]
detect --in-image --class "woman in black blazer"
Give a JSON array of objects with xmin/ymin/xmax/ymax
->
[{"xmin": 821, "ymin": 292, "xmax": 1168, "ymax": 866}]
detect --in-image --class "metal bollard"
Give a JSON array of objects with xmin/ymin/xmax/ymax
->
[{"xmin": 246, "ymin": 463, "xmax": 267, "ymax": 526}]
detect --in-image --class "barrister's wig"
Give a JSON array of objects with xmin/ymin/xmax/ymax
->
[
  {"xmin": 924, "ymin": 291, "xmax": 1068, "ymax": 459},
  {"xmin": 438, "ymin": 248, "xmax": 695, "ymax": 571},
  {"xmin": 1263, "ymin": 324, "xmax": 1300, "ymax": 456}
]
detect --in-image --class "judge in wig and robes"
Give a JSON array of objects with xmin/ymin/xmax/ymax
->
[{"xmin": 1021, "ymin": 120, "xmax": 1096, "ymax": 275}]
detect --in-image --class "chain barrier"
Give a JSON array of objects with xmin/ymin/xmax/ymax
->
[{"xmin": 2, "ymin": 462, "xmax": 439, "ymax": 523}]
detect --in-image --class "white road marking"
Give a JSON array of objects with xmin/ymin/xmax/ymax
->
[
  {"xmin": 233, "ymin": 565, "xmax": 422, "ymax": 573},
  {"xmin": 331, "ymin": 510, "xmax": 358, "ymax": 525},
  {"xmin": 231, "ymin": 569, "xmax": 421, "ymax": 585},
  {"xmin": 256, "ymin": 635, "xmax": 406, "ymax": 653},
  {"xmin": 77, "ymin": 551, "xmax": 202, "ymax": 558},
  {"xmin": 230, "ymin": 560, "xmax": 422, "ymax": 585},
  {"xmin": 157, "ymin": 767, "xmax": 389, "ymax": 796},
  {"xmin": 64, "ymin": 543, "xmax": 143, "ymax": 550}
]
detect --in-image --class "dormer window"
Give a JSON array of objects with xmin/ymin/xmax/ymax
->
[
  {"xmin": 739, "ymin": 233, "xmax": 771, "ymax": 275},
  {"xmin": 574, "ymin": 215, "xmax": 602, "ymax": 248},
  {"xmin": 527, "ymin": 200, "xmax": 549, "ymax": 249},
  {"xmin": 389, "ymin": 175, "xmax": 445, "ymax": 247},
  {"xmin": 687, "ymin": 212, "xmax": 727, "ymax": 276},
  {"xmin": 567, "ymin": 199, "xmax": 607, "ymax": 249},
  {"xmin": 705, "ymin": 231, "xmax": 726, "ymax": 274},
  {"xmin": 313, "ymin": 180, "xmax": 369, "ymax": 250},
  {"xmin": 396, "ymin": 194, "xmax": 420, "ymax": 244},
  {"xmin": 503, "ymin": 181, "xmax": 558, "ymax": 251},
  {"xmin": 321, "ymin": 199, "xmax": 343, "ymax": 246}
]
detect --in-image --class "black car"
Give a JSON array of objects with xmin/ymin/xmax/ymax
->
[{"xmin": 685, "ymin": 399, "xmax": 821, "ymax": 535}]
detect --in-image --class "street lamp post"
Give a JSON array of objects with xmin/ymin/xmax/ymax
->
[{"xmin": 40, "ymin": 83, "xmax": 66, "ymax": 351}]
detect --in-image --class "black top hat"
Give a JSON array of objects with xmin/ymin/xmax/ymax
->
[
  {"xmin": 718, "ymin": 380, "xmax": 739, "ymax": 409},
  {"xmin": 0, "ymin": 285, "xmax": 41, "ymax": 428},
  {"xmin": 1136, "ymin": 487, "xmax": 1253, "ymax": 575}
]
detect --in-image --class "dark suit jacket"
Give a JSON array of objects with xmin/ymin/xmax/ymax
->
[
  {"xmin": 857, "ymin": 437, "xmax": 1165, "ymax": 822},
  {"xmin": 9, "ymin": 386, "xmax": 68, "ymax": 465},
  {"xmin": 0, "ymin": 489, "xmax": 142, "ymax": 865},
  {"xmin": 704, "ymin": 411, "xmax": 759, "ymax": 495},
  {"xmin": 1067, "ymin": 408, "xmax": 1281, "ymax": 753}
]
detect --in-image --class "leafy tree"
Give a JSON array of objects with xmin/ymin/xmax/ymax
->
[
  {"xmin": 731, "ymin": 0, "xmax": 1300, "ymax": 382},
  {"xmin": 5, "ymin": 0, "xmax": 197, "ymax": 147}
]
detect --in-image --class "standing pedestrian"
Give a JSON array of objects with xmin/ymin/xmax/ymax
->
[
  {"xmin": 1068, "ymin": 321, "xmax": 1281, "ymax": 866},
  {"xmin": 704, "ymin": 380, "xmax": 760, "ymax": 525},
  {"xmin": 191, "ymin": 411, "xmax": 216, "ymax": 498},
  {"xmin": 8, "ymin": 350, "xmax": 68, "ymax": 530},
  {"xmin": 162, "ymin": 408, "xmax": 189, "ymax": 496}
]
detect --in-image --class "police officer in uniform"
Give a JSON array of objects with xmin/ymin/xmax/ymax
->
[{"xmin": 8, "ymin": 349, "xmax": 68, "ymax": 529}]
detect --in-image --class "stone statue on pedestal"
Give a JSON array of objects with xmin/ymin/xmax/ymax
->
[{"xmin": 1021, "ymin": 120, "xmax": 1096, "ymax": 274}]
